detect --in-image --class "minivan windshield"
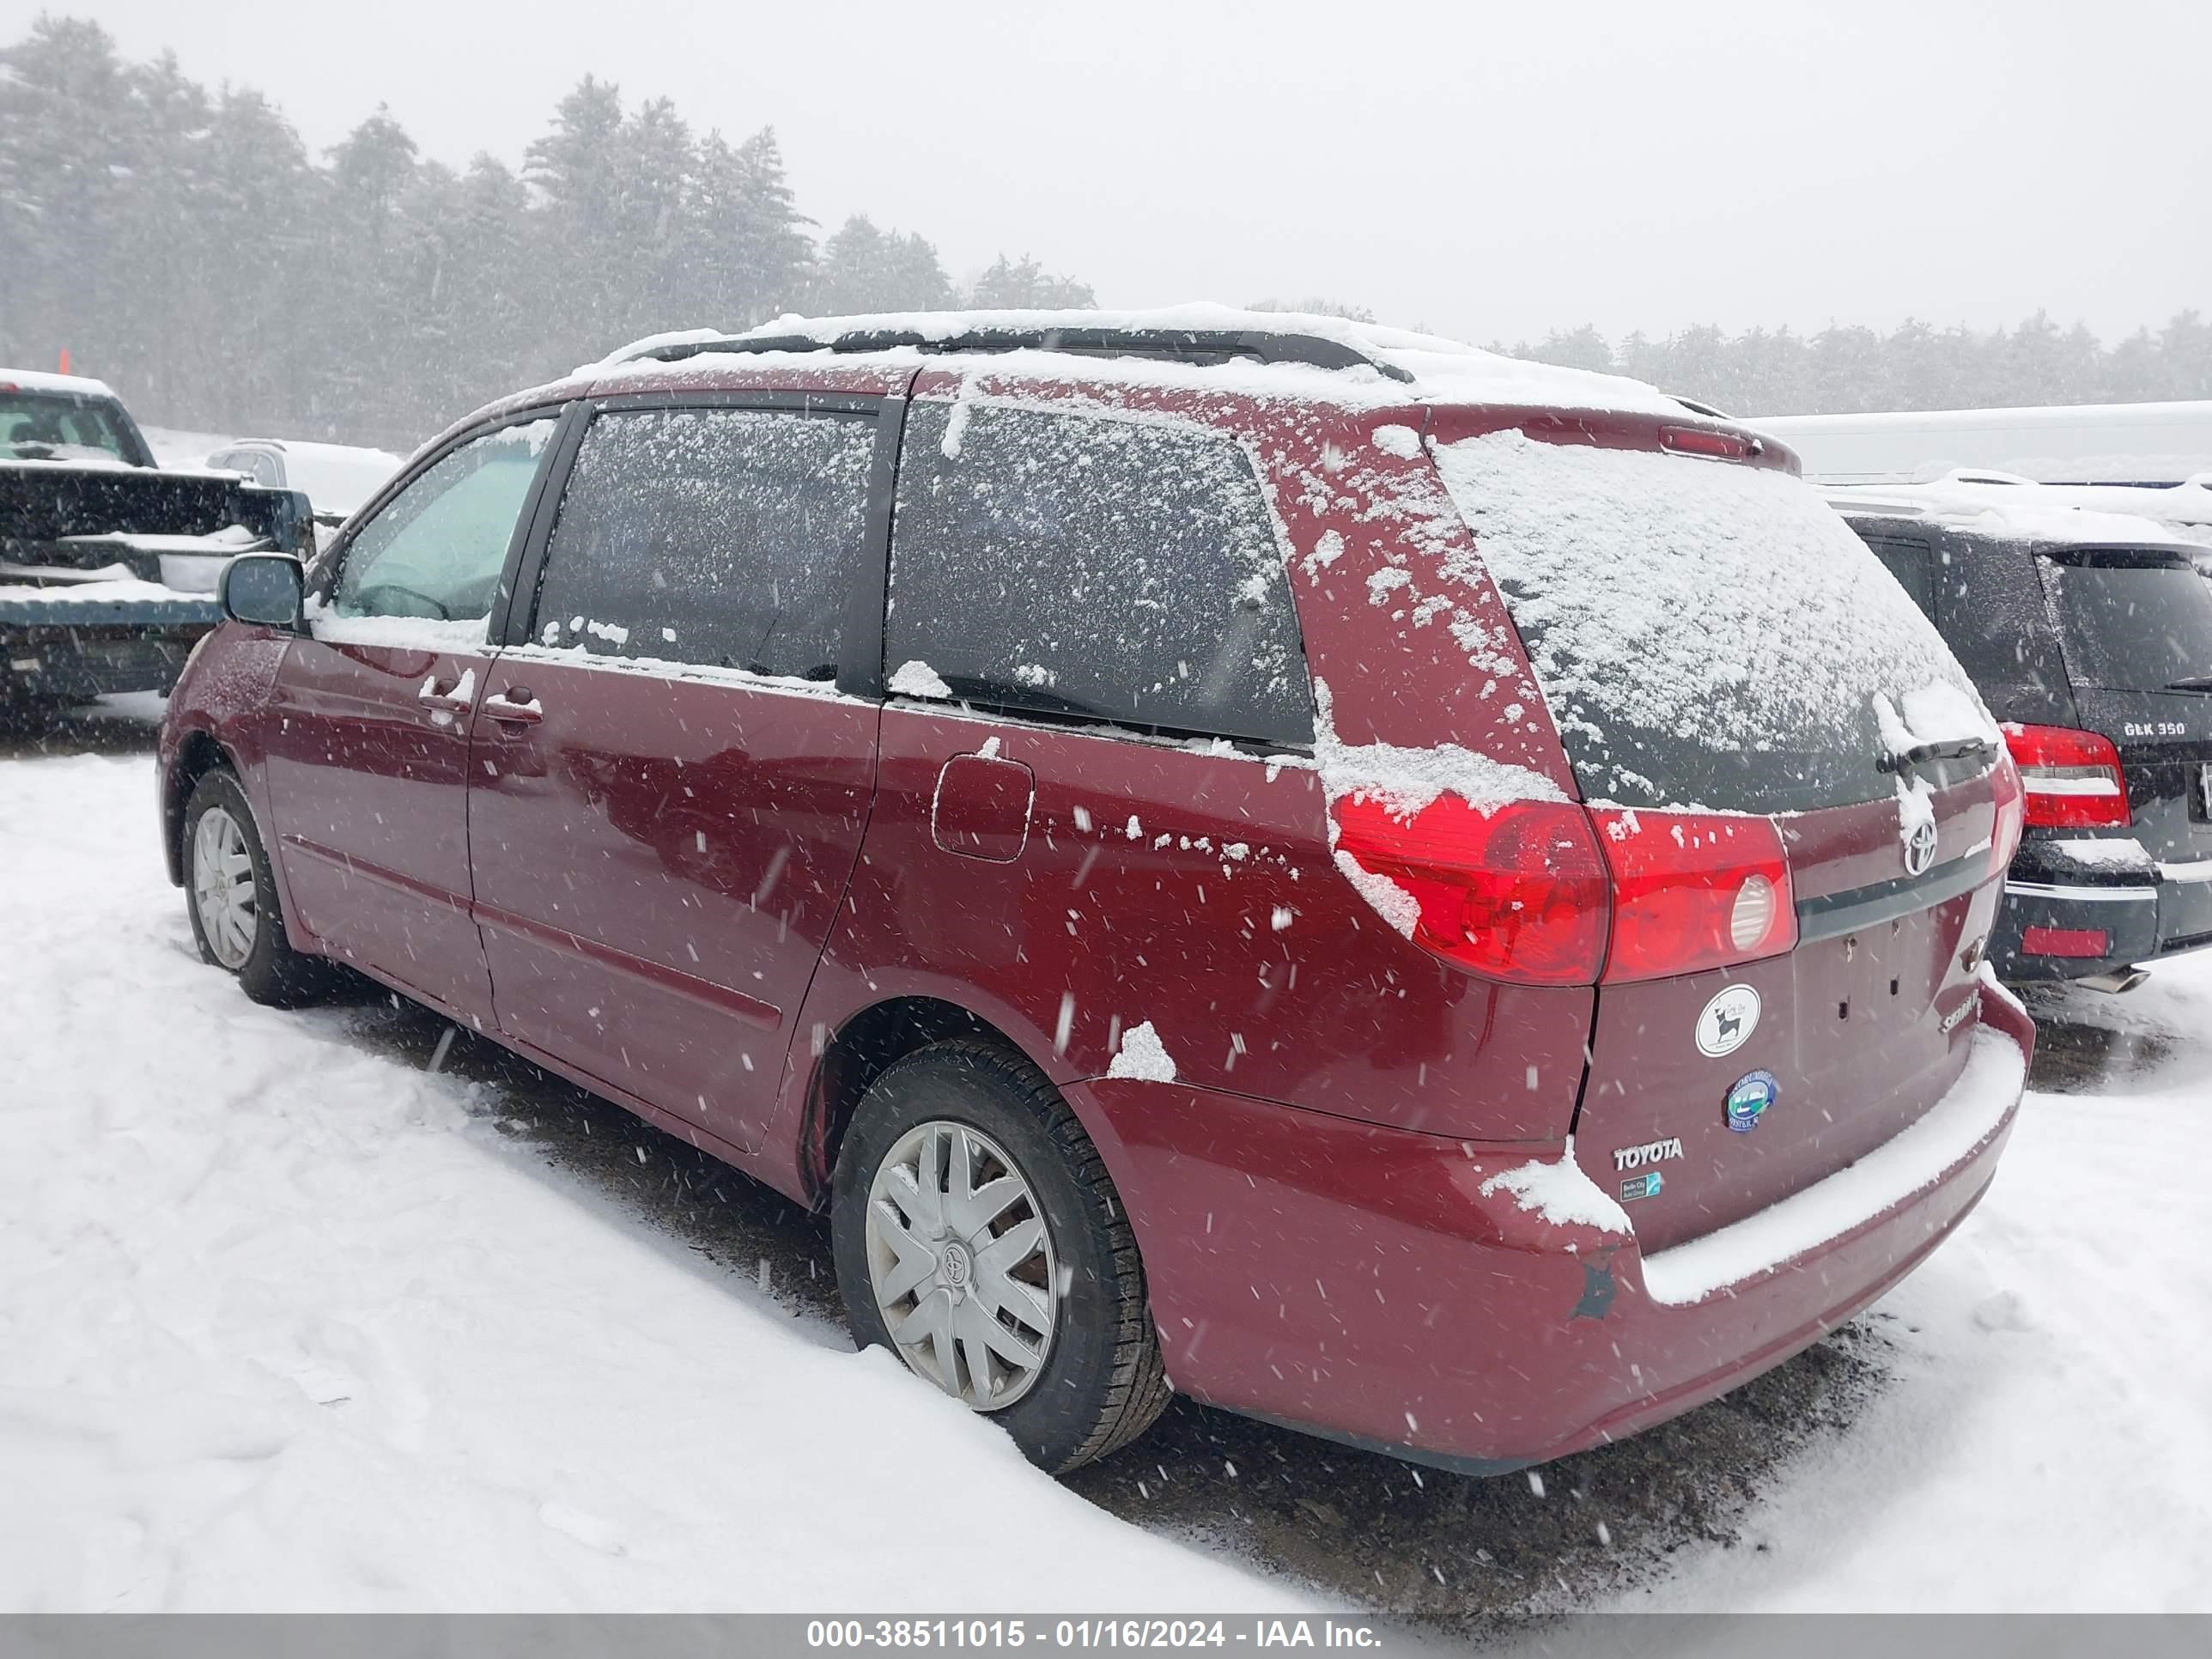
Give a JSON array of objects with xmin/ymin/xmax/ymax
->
[
  {"xmin": 2039, "ymin": 546, "xmax": 2212, "ymax": 693},
  {"xmin": 1431, "ymin": 429, "xmax": 1994, "ymax": 813}
]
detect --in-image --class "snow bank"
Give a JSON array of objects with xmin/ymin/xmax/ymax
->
[
  {"xmin": 0, "ymin": 757, "xmax": 1312, "ymax": 1613},
  {"xmin": 1638, "ymin": 1024, "xmax": 2025, "ymax": 1308}
]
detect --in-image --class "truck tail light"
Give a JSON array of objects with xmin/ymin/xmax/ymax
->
[
  {"xmin": 1333, "ymin": 797, "xmax": 1609, "ymax": 986},
  {"xmin": 1589, "ymin": 809, "xmax": 1796, "ymax": 982},
  {"xmin": 2002, "ymin": 724, "xmax": 2130, "ymax": 829}
]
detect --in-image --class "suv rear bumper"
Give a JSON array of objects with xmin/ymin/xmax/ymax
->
[
  {"xmin": 1080, "ymin": 981, "xmax": 2032, "ymax": 1474},
  {"xmin": 1994, "ymin": 863, "xmax": 2212, "ymax": 981}
]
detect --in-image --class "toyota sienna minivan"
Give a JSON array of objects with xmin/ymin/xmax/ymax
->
[{"xmin": 159, "ymin": 308, "xmax": 2033, "ymax": 1474}]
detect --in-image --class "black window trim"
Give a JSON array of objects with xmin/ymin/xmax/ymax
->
[{"xmin": 496, "ymin": 390, "xmax": 908, "ymax": 698}]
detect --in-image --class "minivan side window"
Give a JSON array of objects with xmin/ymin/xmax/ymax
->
[
  {"xmin": 333, "ymin": 417, "xmax": 556, "ymax": 622},
  {"xmin": 529, "ymin": 406, "xmax": 877, "ymax": 681},
  {"xmin": 887, "ymin": 402, "xmax": 1313, "ymax": 746}
]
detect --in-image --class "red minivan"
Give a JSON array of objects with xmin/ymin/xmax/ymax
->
[{"xmin": 159, "ymin": 311, "xmax": 2033, "ymax": 1475}]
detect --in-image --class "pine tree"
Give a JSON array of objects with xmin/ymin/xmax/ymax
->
[
  {"xmin": 971, "ymin": 253, "xmax": 1097, "ymax": 309},
  {"xmin": 814, "ymin": 215, "xmax": 951, "ymax": 314}
]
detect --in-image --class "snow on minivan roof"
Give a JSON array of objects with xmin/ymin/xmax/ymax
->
[{"xmin": 589, "ymin": 305, "xmax": 1696, "ymax": 419}]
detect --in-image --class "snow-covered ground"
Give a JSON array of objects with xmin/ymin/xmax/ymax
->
[
  {"xmin": 138, "ymin": 426, "xmax": 234, "ymax": 471},
  {"xmin": 3, "ymin": 735, "xmax": 2209, "ymax": 1616},
  {"xmin": 0, "ymin": 745, "xmax": 1315, "ymax": 1614}
]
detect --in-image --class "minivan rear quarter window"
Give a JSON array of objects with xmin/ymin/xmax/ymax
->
[
  {"xmin": 1432, "ymin": 430, "xmax": 1989, "ymax": 812},
  {"xmin": 531, "ymin": 406, "xmax": 876, "ymax": 680},
  {"xmin": 886, "ymin": 402, "xmax": 1313, "ymax": 747}
]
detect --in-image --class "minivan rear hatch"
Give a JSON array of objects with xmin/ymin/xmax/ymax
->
[{"xmin": 1428, "ymin": 416, "xmax": 2008, "ymax": 1251}]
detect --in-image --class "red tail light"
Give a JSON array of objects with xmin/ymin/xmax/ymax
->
[
  {"xmin": 1333, "ymin": 797, "xmax": 1609, "ymax": 985},
  {"xmin": 1589, "ymin": 809, "xmax": 1796, "ymax": 982},
  {"xmin": 1987, "ymin": 755, "xmax": 2026, "ymax": 876},
  {"xmin": 2002, "ymin": 724, "xmax": 2130, "ymax": 829}
]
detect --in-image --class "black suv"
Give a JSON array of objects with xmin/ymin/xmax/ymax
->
[{"xmin": 1831, "ymin": 487, "xmax": 2212, "ymax": 986}]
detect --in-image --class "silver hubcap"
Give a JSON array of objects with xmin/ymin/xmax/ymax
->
[
  {"xmin": 191, "ymin": 805, "xmax": 258, "ymax": 970},
  {"xmin": 865, "ymin": 1120, "xmax": 1059, "ymax": 1411}
]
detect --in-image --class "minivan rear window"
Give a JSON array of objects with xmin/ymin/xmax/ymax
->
[
  {"xmin": 1432, "ymin": 431, "xmax": 1990, "ymax": 812},
  {"xmin": 2039, "ymin": 545, "xmax": 2212, "ymax": 693}
]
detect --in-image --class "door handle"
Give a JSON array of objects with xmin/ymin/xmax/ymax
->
[
  {"xmin": 483, "ymin": 686, "xmax": 543, "ymax": 726},
  {"xmin": 416, "ymin": 667, "xmax": 477, "ymax": 714}
]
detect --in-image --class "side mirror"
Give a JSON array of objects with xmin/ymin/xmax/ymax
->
[{"xmin": 220, "ymin": 553, "xmax": 306, "ymax": 629}]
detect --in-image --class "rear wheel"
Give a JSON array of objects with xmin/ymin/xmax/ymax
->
[
  {"xmin": 831, "ymin": 1041, "xmax": 1171, "ymax": 1473},
  {"xmin": 183, "ymin": 769, "xmax": 335, "ymax": 1007}
]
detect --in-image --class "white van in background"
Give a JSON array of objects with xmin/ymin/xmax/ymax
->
[
  {"xmin": 1747, "ymin": 400, "xmax": 2212, "ymax": 544},
  {"xmin": 1748, "ymin": 399, "xmax": 2212, "ymax": 487}
]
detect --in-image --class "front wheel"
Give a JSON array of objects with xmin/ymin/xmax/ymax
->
[
  {"xmin": 831, "ymin": 1041, "xmax": 1171, "ymax": 1473},
  {"xmin": 183, "ymin": 768, "xmax": 335, "ymax": 1008}
]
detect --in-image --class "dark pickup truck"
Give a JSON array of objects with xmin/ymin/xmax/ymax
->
[{"xmin": 2, "ymin": 370, "xmax": 313, "ymax": 708}]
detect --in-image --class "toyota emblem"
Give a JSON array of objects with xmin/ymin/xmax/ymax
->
[{"xmin": 1905, "ymin": 815, "xmax": 1938, "ymax": 877}]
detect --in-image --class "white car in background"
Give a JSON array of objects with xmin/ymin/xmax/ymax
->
[{"xmin": 204, "ymin": 438, "xmax": 402, "ymax": 531}]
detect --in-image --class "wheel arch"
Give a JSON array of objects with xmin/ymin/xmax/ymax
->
[
  {"xmin": 162, "ymin": 728, "xmax": 234, "ymax": 885},
  {"xmin": 798, "ymin": 994, "xmax": 1043, "ymax": 1207}
]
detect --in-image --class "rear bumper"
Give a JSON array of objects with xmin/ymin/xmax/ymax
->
[
  {"xmin": 1993, "ymin": 866, "xmax": 2212, "ymax": 981},
  {"xmin": 1082, "ymin": 981, "xmax": 2032, "ymax": 1474}
]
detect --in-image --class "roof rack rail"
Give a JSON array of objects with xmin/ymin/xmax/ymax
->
[{"xmin": 628, "ymin": 325, "xmax": 1418, "ymax": 384}]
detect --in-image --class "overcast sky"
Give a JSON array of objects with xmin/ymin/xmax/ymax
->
[{"xmin": 16, "ymin": 0, "xmax": 2209, "ymax": 346}]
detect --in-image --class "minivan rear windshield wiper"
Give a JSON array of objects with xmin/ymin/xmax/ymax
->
[
  {"xmin": 1878, "ymin": 736, "xmax": 1996, "ymax": 774},
  {"xmin": 2165, "ymin": 674, "xmax": 2212, "ymax": 693}
]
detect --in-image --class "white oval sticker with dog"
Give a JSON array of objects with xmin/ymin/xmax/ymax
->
[{"xmin": 1697, "ymin": 984, "xmax": 1761, "ymax": 1058}]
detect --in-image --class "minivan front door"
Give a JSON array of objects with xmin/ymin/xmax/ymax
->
[
  {"xmin": 262, "ymin": 415, "xmax": 561, "ymax": 1027},
  {"xmin": 465, "ymin": 402, "xmax": 884, "ymax": 1152}
]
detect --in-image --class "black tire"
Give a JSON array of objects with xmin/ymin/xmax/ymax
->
[
  {"xmin": 831, "ymin": 1040, "xmax": 1171, "ymax": 1473},
  {"xmin": 181, "ymin": 768, "xmax": 336, "ymax": 1008}
]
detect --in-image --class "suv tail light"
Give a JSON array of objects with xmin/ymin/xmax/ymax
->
[
  {"xmin": 1987, "ymin": 754, "xmax": 2026, "ymax": 876},
  {"xmin": 2002, "ymin": 724, "xmax": 2130, "ymax": 829},
  {"xmin": 1589, "ymin": 809, "xmax": 1796, "ymax": 982},
  {"xmin": 1333, "ymin": 797, "xmax": 1608, "ymax": 986}
]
